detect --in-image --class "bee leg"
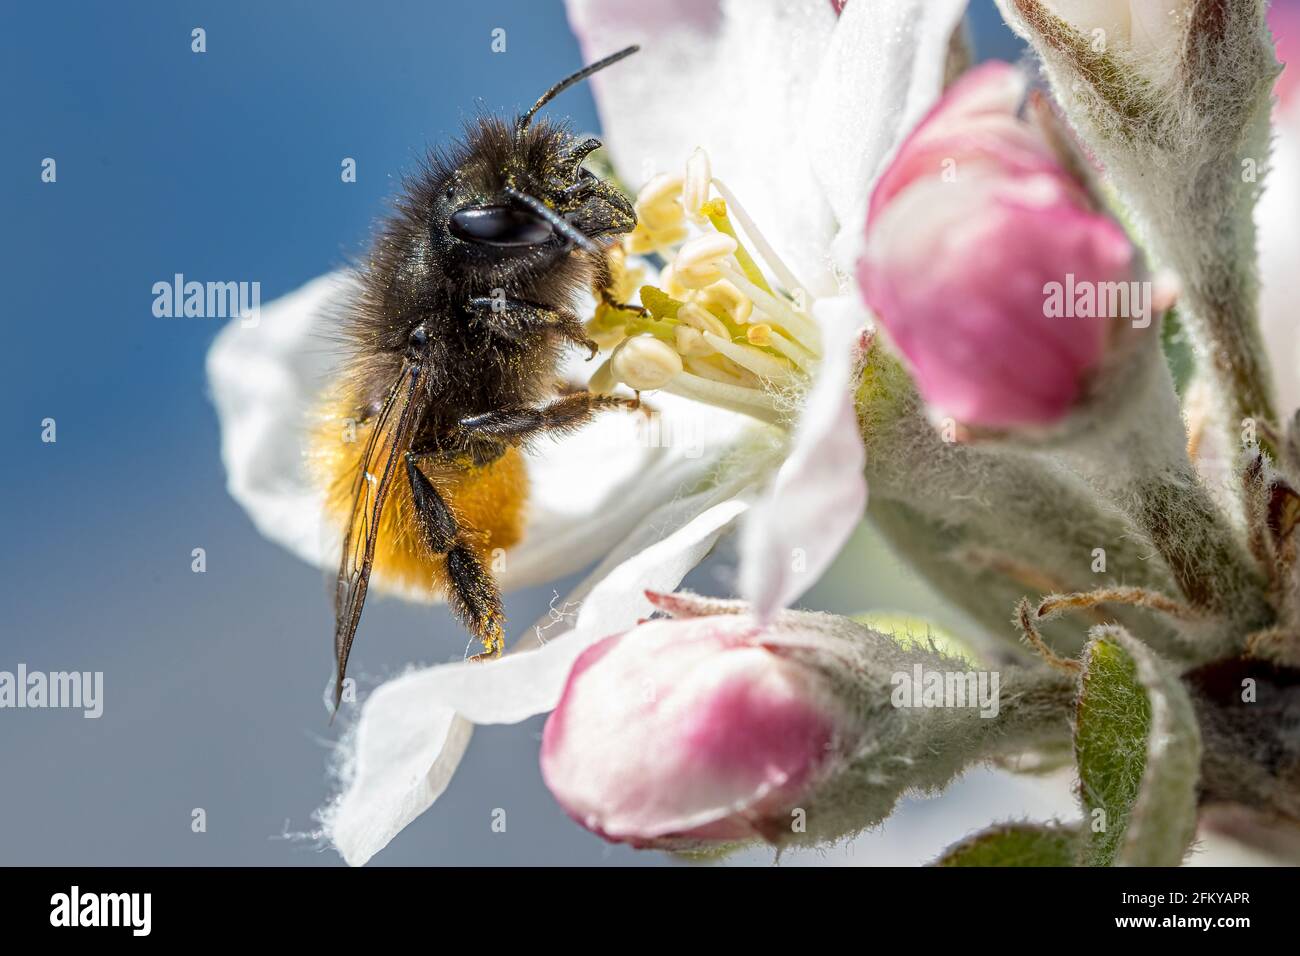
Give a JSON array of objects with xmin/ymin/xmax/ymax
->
[
  {"xmin": 404, "ymin": 452, "xmax": 505, "ymax": 658},
  {"xmin": 466, "ymin": 297, "xmax": 598, "ymax": 357},
  {"xmin": 598, "ymin": 288, "xmax": 649, "ymax": 319},
  {"xmin": 458, "ymin": 391, "xmax": 640, "ymax": 445},
  {"xmin": 548, "ymin": 315, "xmax": 600, "ymax": 359},
  {"xmin": 592, "ymin": 245, "xmax": 648, "ymax": 318}
]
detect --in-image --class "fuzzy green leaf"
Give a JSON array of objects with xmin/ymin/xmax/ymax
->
[
  {"xmin": 934, "ymin": 823, "xmax": 1079, "ymax": 867},
  {"xmin": 1161, "ymin": 308, "xmax": 1195, "ymax": 397},
  {"xmin": 1075, "ymin": 627, "xmax": 1201, "ymax": 866}
]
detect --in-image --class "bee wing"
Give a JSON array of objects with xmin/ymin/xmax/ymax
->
[{"xmin": 332, "ymin": 359, "xmax": 427, "ymax": 710}]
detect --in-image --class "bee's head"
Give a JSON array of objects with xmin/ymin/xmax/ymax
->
[
  {"xmin": 437, "ymin": 127, "xmax": 634, "ymax": 259},
  {"xmin": 367, "ymin": 48, "xmax": 641, "ymax": 334},
  {"xmin": 430, "ymin": 47, "xmax": 640, "ymax": 276}
]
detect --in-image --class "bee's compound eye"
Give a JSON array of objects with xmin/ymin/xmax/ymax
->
[
  {"xmin": 408, "ymin": 326, "xmax": 429, "ymax": 349},
  {"xmin": 449, "ymin": 205, "xmax": 553, "ymax": 247}
]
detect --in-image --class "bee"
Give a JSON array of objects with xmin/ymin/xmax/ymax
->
[{"xmin": 313, "ymin": 46, "xmax": 643, "ymax": 708}]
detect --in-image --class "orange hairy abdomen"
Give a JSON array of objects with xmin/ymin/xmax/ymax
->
[{"xmin": 311, "ymin": 400, "xmax": 528, "ymax": 596}]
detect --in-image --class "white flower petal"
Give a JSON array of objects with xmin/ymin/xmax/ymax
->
[
  {"xmin": 321, "ymin": 693, "xmax": 472, "ymax": 868},
  {"xmin": 565, "ymin": 457, "xmax": 765, "ymax": 636},
  {"xmin": 205, "ymin": 273, "xmax": 752, "ymax": 597},
  {"xmin": 206, "ymin": 272, "xmax": 346, "ymax": 569},
  {"xmin": 320, "ymin": 447, "xmax": 771, "ymax": 865},
  {"xmin": 804, "ymin": 0, "xmax": 969, "ymax": 269},
  {"xmin": 739, "ymin": 295, "xmax": 868, "ymax": 620},
  {"xmin": 566, "ymin": 0, "xmax": 841, "ymax": 293}
]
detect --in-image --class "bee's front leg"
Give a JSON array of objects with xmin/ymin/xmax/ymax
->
[
  {"xmin": 597, "ymin": 289, "xmax": 649, "ymax": 320},
  {"xmin": 590, "ymin": 242, "xmax": 648, "ymax": 320},
  {"xmin": 457, "ymin": 391, "xmax": 641, "ymax": 446}
]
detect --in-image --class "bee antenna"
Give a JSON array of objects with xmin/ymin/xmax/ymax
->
[
  {"xmin": 517, "ymin": 45, "xmax": 639, "ymax": 133},
  {"xmin": 503, "ymin": 186, "xmax": 600, "ymax": 254}
]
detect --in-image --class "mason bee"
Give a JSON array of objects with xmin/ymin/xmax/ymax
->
[{"xmin": 314, "ymin": 47, "xmax": 642, "ymax": 707}]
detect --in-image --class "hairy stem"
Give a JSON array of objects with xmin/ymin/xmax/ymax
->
[
  {"xmin": 856, "ymin": 348, "xmax": 1189, "ymax": 661},
  {"xmin": 1045, "ymin": 341, "xmax": 1273, "ymax": 654},
  {"xmin": 1181, "ymin": 270, "xmax": 1279, "ymax": 458}
]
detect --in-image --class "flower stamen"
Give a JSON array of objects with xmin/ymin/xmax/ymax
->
[
  {"xmin": 709, "ymin": 177, "xmax": 807, "ymax": 304},
  {"xmin": 596, "ymin": 148, "xmax": 825, "ymax": 424}
]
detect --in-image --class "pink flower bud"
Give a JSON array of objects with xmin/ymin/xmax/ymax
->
[
  {"xmin": 857, "ymin": 62, "xmax": 1141, "ymax": 430},
  {"xmin": 539, "ymin": 603, "xmax": 859, "ymax": 848},
  {"xmin": 1273, "ymin": 0, "xmax": 1300, "ymax": 109}
]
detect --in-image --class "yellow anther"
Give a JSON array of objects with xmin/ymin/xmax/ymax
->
[
  {"xmin": 624, "ymin": 225, "xmax": 654, "ymax": 256},
  {"xmin": 699, "ymin": 198, "xmax": 728, "ymax": 219},
  {"xmin": 611, "ymin": 335, "xmax": 684, "ymax": 390},
  {"xmin": 636, "ymin": 174, "xmax": 684, "ymax": 210},
  {"xmin": 674, "ymin": 325, "xmax": 712, "ymax": 357},
  {"xmin": 683, "ymin": 148, "xmax": 712, "ymax": 218},
  {"xmin": 625, "ymin": 223, "xmax": 687, "ymax": 256},
  {"xmin": 678, "ymin": 301, "xmax": 730, "ymax": 339},
  {"xmin": 657, "ymin": 263, "xmax": 691, "ymax": 300},
  {"xmin": 673, "ymin": 233, "xmax": 737, "ymax": 289},
  {"xmin": 603, "ymin": 152, "xmax": 820, "ymax": 426},
  {"xmin": 695, "ymin": 279, "xmax": 753, "ymax": 325},
  {"xmin": 639, "ymin": 199, "xmax": 685, "ymax": 232}
]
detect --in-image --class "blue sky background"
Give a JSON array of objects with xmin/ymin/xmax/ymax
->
[{"xmin": 0, "ymin": 2, "xmax": 1027, "ymax": 865}]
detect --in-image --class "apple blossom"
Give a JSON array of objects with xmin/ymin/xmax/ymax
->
[
  {"xmin": 997, "ymin": 0, "xmax": 1283, "ymax": 456},
  {"xmin": 541, "ymin": 610, "xmax": 857, "ymax": 847},
  {"xmin": 540, "ymin": 591, "xmax": 1074, "ymax": 851},
  {"xmin": 195, "ymin": 0, "xmax": 1300, "ymax": 869},
  {"xmin": 858, "ymin": 62, "xmax": 1142, "ymax": 430},
  {"xmin": 206, "ymin": 0, "xmax": 968, "ymax": 864}
]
